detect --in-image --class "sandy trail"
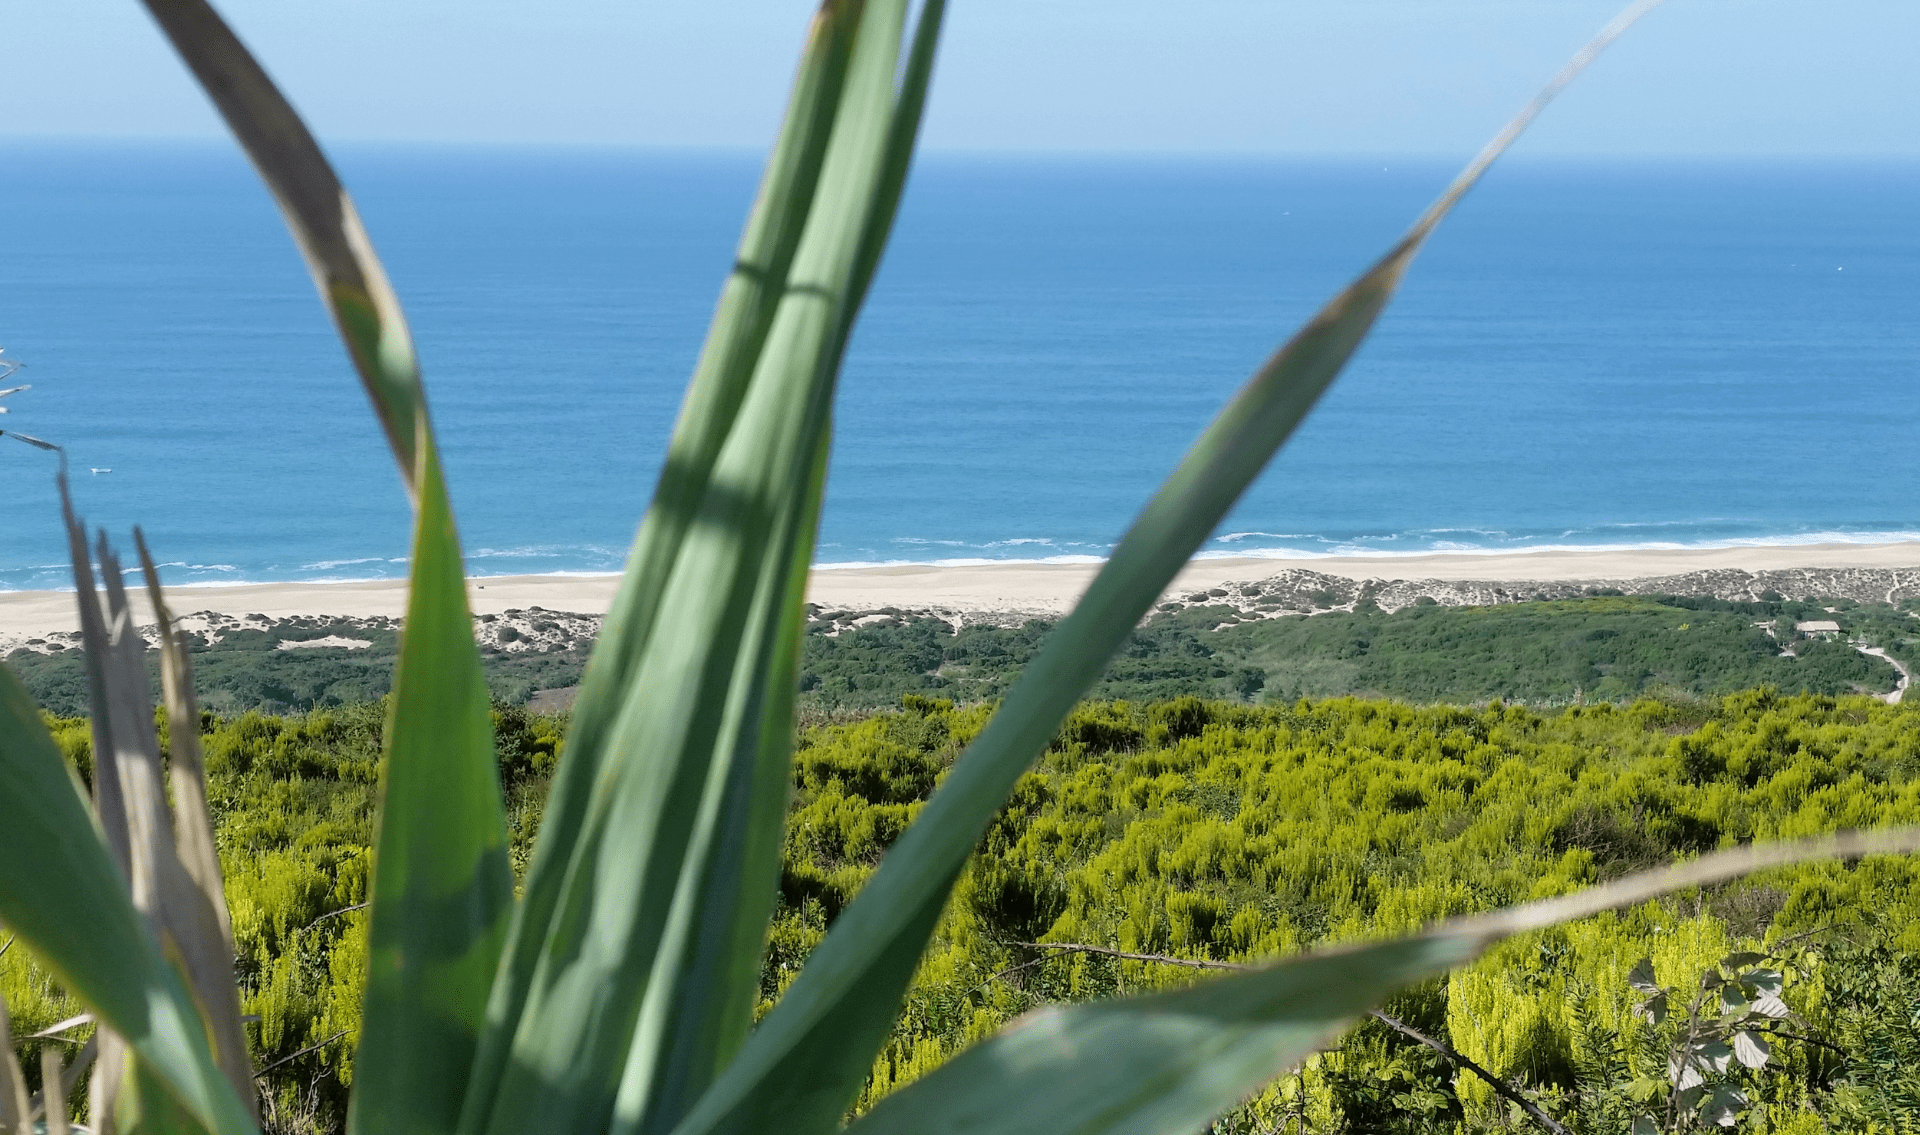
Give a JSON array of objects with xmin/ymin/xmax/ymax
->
[{"xmin": 1855, "ymin": 646, "xmax": 1911, "ymax": 705}]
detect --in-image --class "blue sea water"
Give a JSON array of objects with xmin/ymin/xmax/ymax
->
[{"xmin": 0, "ymin": 143, "xmax": 1916, "ymax": 591}]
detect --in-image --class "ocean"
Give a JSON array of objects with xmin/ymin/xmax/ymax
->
[{"xmin": 1, "ymin": 143, "xmax": 1916, "ymax": 591}]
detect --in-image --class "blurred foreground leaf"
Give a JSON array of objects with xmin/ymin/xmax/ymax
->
[
  {"xmin": 673, "ymin": 6, "xmax": 1669, "ymax": 1133},
  {"xmin": 461, "ymin": 5, "xmax": 946, "ymax": 1135},
  {"xmin": 845, "ymin": 828, "xmax": 1920, "ymax": 1135},
  {"xmin": 134, "ymin": 3, "xmax": 513, "ymax": 1132},
  {"xmin": 0, "ymin": 642, "xmax": 254, "ymax": 1135}
]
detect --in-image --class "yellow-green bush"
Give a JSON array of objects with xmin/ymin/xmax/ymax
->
[
  {"xmin": 773, "ymin": 691, "xmax": 1920, "ymax": 1128},
  {"xmin": 10, "ymin": 690, "xmax": 1917, "ymax": 1132}
]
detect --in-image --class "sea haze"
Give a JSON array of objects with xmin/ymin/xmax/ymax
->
[{"xmin": 0, "ymin": 143, "xmax": 1915, "ymax": 590}]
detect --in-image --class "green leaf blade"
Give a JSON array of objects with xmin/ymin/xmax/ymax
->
[
  {"xmin": 460, "ymin": 5, "xmax": 945, "ymax": 1135},
  {"xmin": 845, "ymin": 935, "xmax": 1483, "ymax": 1135},
  {"xmin": 607, "ymin": 438, "xmax": 834, "ymax": 1135},
  {"xmin": 137, "ymin": 533, "xmax": 257, "ymax": 1113},
  {"xmin": 666, "ymin": 138, "xmax": 1419, "ymax": 1135},
  {"xmin": 459, "ymin": 15, "xmax": 865, "ymax": 1107},
  {"xmin": 349, "ymin": 449, "xmax": 513, "ymax": 1135},
  {"xmin": 671, "ymin": 8, "xmax": 1665, "ymax": 1135},
  {"xmin": 136, "ymin": 0, "xmax": 426, "ymax": 488},
  {"xmin": 844, "ymin": 829, "xmax": 1920, "ymax": 1135},
  {"xmin": 0, "ymin": 665, "xmax": 256, "ymax": 1135},
  {"xmin": 134, "ymin": 6, "xmax": 515, "ymax": 1132}
]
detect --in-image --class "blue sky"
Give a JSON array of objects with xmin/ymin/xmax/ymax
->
[{"xmin": 4, "ymin": 0, "xmax": 1917, "ymax": 156}]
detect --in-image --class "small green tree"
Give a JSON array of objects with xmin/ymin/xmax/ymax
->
[{"xmin": 1622, "ymin": 952, "xmax": 1804, "ymax": 1131}]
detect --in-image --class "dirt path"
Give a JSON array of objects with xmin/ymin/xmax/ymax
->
[{"xmin": 1855, "ymin": 645, "xmax": 1911, "ymax": 705}]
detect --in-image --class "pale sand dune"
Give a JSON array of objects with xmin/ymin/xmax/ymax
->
[
  {"xmin": 0, "ymin": 574, "xmax": 622, "ymax": 645},
  {"xmin": 6, "ymin": 541, "xmax": 1920, "ymax": 646},
  {"xmin": 808, "ymin": 542, "xmax": 1920, "ymax": 616}
]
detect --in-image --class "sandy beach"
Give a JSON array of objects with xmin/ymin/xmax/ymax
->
[
  {"xmin": 5, "ymin": 540, "xmax": 1920, "ymax": 648},
  {"xmin": 806, "ymin": 541, "xmax": 1920, "ymax": 615}
]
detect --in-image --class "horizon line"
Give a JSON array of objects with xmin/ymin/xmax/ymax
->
[{"xmin": 3, "ymin": 134, "xmax": 1919, "ymax": 164}]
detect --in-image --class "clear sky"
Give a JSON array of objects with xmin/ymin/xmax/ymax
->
[{"xmin": 4, "ymin": 0, "xmax": 1917, "ymax": 157}]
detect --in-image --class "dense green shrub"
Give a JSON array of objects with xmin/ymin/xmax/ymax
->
[
  {"xmin": 5, "ymin": 619, "xmax": 590, "ymax": 718},
  {"xmin": 775, "ymin": 691, "xmax": 1920, "ymax": 1127},
  {"xmin": 795, "ymin": 595, "xmax": 1912, "ymax": 712},
  {"xmin": 6, "ymin": 689, "xmax": 1914, "ymax": 1131},
  {"xmin": 11, "ymin": 594, "xmax": 1908, "ymax": 726}
]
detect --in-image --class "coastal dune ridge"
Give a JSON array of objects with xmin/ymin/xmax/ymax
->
[{"xmin": 5, "ymin": 539, "xmax": 1920, "ymax": 654}]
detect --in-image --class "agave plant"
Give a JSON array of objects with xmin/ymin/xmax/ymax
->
[
  {"xmin": 1, "ymin": 1, "xmax": 1916, "ymax": 1134},
  {"xmin": 0, "ymin": 356, "xmax": 57, "ymax": 454}
]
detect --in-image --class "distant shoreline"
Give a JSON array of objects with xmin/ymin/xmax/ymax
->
[{"xmin": 5, "ymin": 540, "xmax": 1919, "ymax": 651}]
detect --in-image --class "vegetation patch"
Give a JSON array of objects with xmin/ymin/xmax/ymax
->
[
  {"xmin": 795, "ymin": 595, "xmax": 1915, "ymax": 710},
  {"xmin": 8, "ymin": 690, "xmax": 1915, "ymax": 1131}
]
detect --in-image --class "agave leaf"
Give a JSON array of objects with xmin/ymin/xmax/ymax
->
[
  {"xmin": 0, "ymin": 992, "xmax": 32, "ymax": 1133},
  {"xmin": 134, "ymin": 533, "xmax": 254, "ymax": 1112},
  {"xmin": 136, "ymin": 531, "xmax": 234, "ymax": 949},
  {"xmin": 463, "ymin": 22, "xmax": 861, "ymax": 1099},
  {"xmin": 350, "ymin": 449, "xmax": 512, "ymax": 1135},
  {"xmin": 461, "ymin": 3, "xmax": 859, "ymax": 1113},
  {"xmin": 134, "ymin": 5, "xmax": 514, "ymax": 1132},
  {"xmin": 0, "ymin": 665, "xmax": 254, "ymax": 1135},
  {"xmin": 135, "ymin": 0, "xmax": 426, "ymax": 491},
  {"xmin": 27, "ymin": 1015, "xmax": 94, "ymax": 1042},
  {"xmin": 41, "ymin": 1046, "xmax": 73, "ymax": 1135},
  {"xmin": 92, "ymin": 1033, "xmax": 129, "ymax": 1135},
  {"xmin": 62, "ymin": 484, "xmax": 132, "ymax": 881},
  {"xmin": 31, "ymin": 1034, "xmax": 97, "ymax": 1125},
  {"xmin": 672, "ymin": 5, "xmax": 1664, "ymax": 1133},
  {"xmin": 127, "ymin": 1055, "xmax": 215, "ymax": 1135},
  {"xmin": 611, "ymin": 7, "xmax": 943, "ymax": 1132},
  {"xmin": 0, "ymin": 430, "xmax": 60, "ymax": 451},
  {"xmin": 847, "ymin": 937, "xmax": 1486, "ymax": 1135},
  {"xmin": 59, "ymin": 486, "xmax": 258, "ymax": 1129},
  {"xmin": 832, "ymin": 0, "xmax": 945, "ymax": 348},
  {"xmin": 845, "ymin": 829, "xmax": 1920, "ymax": 1135},
  {"xmin": 458, "ymin": 6, "xmax": 943, "ymax": 1135}
]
